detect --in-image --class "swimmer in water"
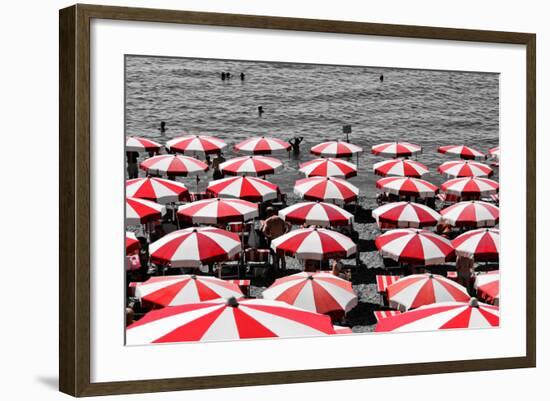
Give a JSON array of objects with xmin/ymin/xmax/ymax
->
[
  {"xmin": 380, "ymin": 74, "xmax": 384, "ymax": 82},
  {"xmin": 288, "ymin": 136, "xmax": 304, "ymax": 155},
  {"xmin": 221, "ymin": 72, "xmax": 226, "ymax": 81},
  {"xmin": 158, "ymin": 121, "xmax": 167, "ymax": 135},
  {"xmin": 258, "ymin": 106, "xmax": 264, "ymax": 117}
]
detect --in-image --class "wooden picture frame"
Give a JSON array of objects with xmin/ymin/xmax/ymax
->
[{"xmin": 59, "ymin": 3, "xmax": 536, "ymax": 397}]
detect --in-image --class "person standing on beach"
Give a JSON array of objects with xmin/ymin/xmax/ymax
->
[
  {"xmin": 288, "ymin": 136, "xmax": 304, "ymax": 156},
  {"xmin": 258, "ymin": 106, "xmax": 264, "ymax": 117},
  {"xmin": 262, "ymin": 207, "xmax": 289, "ymax": 271},
  {"xmin": 126, "ymin": 151, "xmax": 139, "ymax": 179}
]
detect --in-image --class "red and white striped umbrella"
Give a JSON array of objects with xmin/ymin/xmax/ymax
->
[
  {"xmin": 206, "ymin": 176, "xmax": 279, "ymax": 202},
  {"xmin": 375, "ymin": 228, "xmax": 455, "ymax": 265},
  {"xmin": 310, "ymin": 141, "xmax": 363, "ymax": 158},
  {"xmin": 386, "ymin": 273, "xmax": 470, "ymax": 311},
  {"xmin": 372, "ymin": 201, "xmax": 441, "ymax": 228},
  {"xmin": 126, "ymin": 137, "xmax": 162, "ymax": 152},
  {"xmin": 126, "ymin": 177, "xmax": 190, "ymax": 203},
  {"xmin": 441, "ymin": 177, "xmax": 499, "ymax": 198},
  {"xmin": 126, "ymin": 297, "xmax": 336, "ymax": 344},
  {"xmin": 376, "ymin": 177, "xmax": 438, "ymax": 198},
  {"xmin": 126, "ymin": 197, "xmax": 166, "ymax": 225},
  {"xmin": 294, "ymin": 177, "xmax": 359, "ymax": 204},
  {"xmin": 262, "ymin": 272, "xmax": 358, "ymax": 315},
  {"xmin": 438, "ymin": 160, "xmax": 493, "ymax": 178},
  {"xmin": 438, "ymin": 145, "xmax": 485, "ymax": 160},
  {"xmin": 299, "ymin": 158, "xmax": 357, "ymax": 178},
  {"xmin": 219, "ymin": 155, "xmax": 283, "ymax": 176},
  {"xmin": 177, "ymin": 198, "xmax": 258, "ymax": 224},
  {"xmin": 278, "ymin": 201, "xmax": 354, "ymax": 227},
  {"xmin": 373, "ymin": 158, "xmax": 428, "ymax": 178},
  {"xmin": 140, "ymin": 155, "xmax": 208, "ymax": 177},
  {"xmin": 488, "ymin": 146, "xmax": 500, "ymax": 159},
  {"xmin": 135, "ymin": 275, "xmax": 243, "ymax": 307},
  {"xmin": 234, "ymin": 136, "xmax": 291, "ymax": 155},
  {"xmin": 440, "ymin": 201, "xmax": 499, "ymax": 228},
  {"xmin": 375, "ymin": 299, "xmax": 499, "ymax": 332},
  {"xmin": 452, "ymin": 228, "xmax": 500, "ymax": 262},
  {"xmin": 272, "ymin": 228, "xmax": 357, "ymax": 261},
  {"xmin": 371, "ymin": 142, "xmax": 422, "ymax": 157},
  {"xmin": 149, "ymin": 227, "xmax": 241, "ymax": 268},
  {"xmin": 126, "ymin": 231, "xmax": 140, "ymax": 254},
  {"xmin": 333, "ymin": 325, "xmax": 353, "ymax": 334},
  {"xmin": 166, "ymin": 135, "xmax": 227, "ymax": 155},
  {"xmin": 474, "ymin": 271, "xmax": 499, "ymax": 304}
]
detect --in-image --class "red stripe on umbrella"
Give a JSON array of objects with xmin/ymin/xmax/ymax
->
[{"xmin": 126, "ymin": 231, "xmax": 140, "ymax": 254}]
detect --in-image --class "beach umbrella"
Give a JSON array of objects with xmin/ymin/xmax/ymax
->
[
  {"xmin": 126, "ymin": 231, "xmax": 140, "ymax": 255},
  {"xmin": 278, "ymin": 201, "xmax": 354, "ymax": 227},
  {"xmin": 386, "ymin": 273, "xmax": 470, "ymax": 311},
  {"xmin": 438, "ymin": 145, "xmax": 485, "ymax": 160},
  {"xmin": 206, "ymin": 176, "xmax": 279, "ymax": 202},
  {"xmin": 135, "ymin": 275, "xmax": 243, "ymax": 307},
  {"xmin": 438, "ymin": 160, "xmax": 493, "ymax": 178},
  {"xmin": 126, "ymin": 297, "xmax": 336, "ymax": 344},
  {"xmin": 310, "ymin": 141, "xmax": 363, "ymax": 158},
  {"xmin": 375, "ymin": 299, "xmax": 499, "ymax": 332},
  {"xmin": 452, "ymin": 228, "xmax": 500, "ymax": 262},
  {"xmin": 219, "ymin": 155, "xmax": 283, "ymax": 177},
  {"xmin": 126, "ymin": 137, "xmax": 162, "ymax": 153},
  {"xmin": 375, "ymin": 228, "xmax": 455, "ymax": 265},
  {"xmin": 373, "ymin": 158, "xmax": 428, "ymax": 178},
  {"xmin": 294, "ymin": 177, "xmax": 359, "ymax": 204},
  {"xmin": 488, "ymin": 146, "xmax": 500, "ymax": 159},
  {"xmin": 440, "ymin": 201, "xmax": 499, "ymax": 228},
  {"xmin": 474, "ymin": 271, "xmax": 499, "ymax": 304},
  {"xmin": 299, "ymin": 158, "xmax": 357, "ymax": 179},
  {"xmin": 372, "ymin": 201, "xmax": 441, "ymax": 228},
  {"xmin": 441, "ymin": 177, "xmax": 499, "ymax": 198},
  {"xmin": 234, "ymin": 136, "xmax": 291, "ymax": 155},
  {"xmin": 262, "ymin": 272, "xmax": 358, "ymax": 315},
  {"xmin": 139, "ymin": 154, "xmax": 208, "ymax": 177},
  {"xmin": 271, "ymin": 227, "xmax": 357, "ymax": 261},
  {"xmin": 126, "ymin": 177, "xmax": 190, "ymax": 203},
  {"xmin": 165, "ymin": 135, "xmax": 227, "ymax": 155},
  {"xmin": 371, "ymin": 142, "xmax": 422, "ymax": 157},
  {"xmin": 126, "ymin": 197, "xmax": 166, "ymax": 225},
  {"xmin": 333, "ymin": 326, "xmax": 353, "ymax": 334},
  {"xmin": 376, "ymin": 177, "xmax": 438, "ymax": 198},
  {"xmin": 177, "ymin": 198, "xmax": 258, "ymax": 225},
  {"xmin": 149, "ymin": 227, "xmax": 241, "ymax": 268}
]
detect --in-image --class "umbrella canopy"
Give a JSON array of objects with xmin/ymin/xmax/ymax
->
[
  {"xmin": 126, "ymin": 297, "xmax": 336, "ymax": 344},
  {"xmin": 310, "ymin": 141, "xmax": 363, "ymax": 158},
  {"xmin": 139, "ymin": 155, "xmax": 208, "ymax": 177},
  {"xmin": 488, "ymin": 146, "xmax": 500, "ymax": 159},
  {"xmin": 271, "ymin": 227, "xmax": 357, "ymax": 261},
  {"xmin": 438, "ymin": 160, "xmax": 493, "ymax": 178},
  {"xmin": 299, "ymin": 158, "xmax": 357, "ymax": 178},
  {"xmin": 441, "ymin": 177, "xmax": 499, "ymax": 198},
  {"xmin": 373, "ymin": 158, "xmax": 428, "ymax": 178},
  {"xmin": 375, "ymin": 299, "xmax": 499, "ymax": 332},
  {"xmin": 165, "ymin": 135, "xmax": 227, "ymax": 155},
  {"xmin": 452, "ymin": 228, "xmax": 500, "ymax": 262},
  {"xmin": 474, "ymin": 271, "xmax": 499, "ymax": 304},
  {"xmin": 371, "ymin": 142, "xmax": 422, "ymax": 157},
  {"xmin": 294, "ymin": 177, "xmax": 359, "ymax": 204},
  {"xmin": 126, "ymin": 197, "xmax": 166, "ymax": 225},
  {"xmin": 262, "ymin": 272, "xmax": 358, "ymax": 315},
  {"xmin": 440, "ymin": 201, "xmax": 499, "ymax": 228},
  {"xmin": 375, "ymin": 228, "xmax": 455, "ymax": 265},
  {"xmin": 438, "ymin": 145, "xmax": 485, "ymax": 160},
  {"xmin": 126, "ymin": 177, "xmax": 190, "ymax": 203},
  {"xmin": 234, "ymin": 136, "xmax": 291, "ymax": 155},
  {"xmin": 372, "ymin": 201, "xmax": 441, "ymax": 228},
  {"xmin": 278, "ymin": 201, "xmax": 354, "ymax": 227},
  {"xmin": 333, "ymin": 325, "xmax": 353, "ymax": 334},
  {"xmin": 219, "ymin": 155, "xmax": 283, "ymax": 177},
  {"xmin": 126, "ymin": 137, "xmax": 162, "ymax": 153},
  {"xmin": 149, "ymin": 227, "xmax": 241, "ymax": 268},
  {"xmin": 135, "ymin": 275, "xmax": 243, "ymax": 307},
  {"xmin": 206, "ymin": 176, "xmax": 279, "ymax": 202},
  {"xmin": 376, "ymin": 177, "xmax": 438, "ymax": 198},
  {"xmin": 177, "ymin": 198, "xmax": 258, "ymax": 225},
  {"xmin": 386, "ymin": 273, "xmax": 470, "ymax": 311},
  {"xmin": 126, "ymin": 231, "xmax": 140, "ymax": 255}
]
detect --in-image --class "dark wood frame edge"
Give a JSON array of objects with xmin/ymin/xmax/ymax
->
[{"xmin": 59, "ymin": 3, "xmax": 536, "ymax": 397}]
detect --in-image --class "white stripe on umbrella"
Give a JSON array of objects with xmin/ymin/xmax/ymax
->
[
  {"xmin": 371, "ymin": 142, "xmax": 422, "ymax": 157},
  {"xmin": 373, "ymin": 159, "xmax": 428, "ymax": 177},
  {"xmin": 126, "ymin": 177, "xmax": 190, "ymax": 203},
  {"xmin": 294, "ymin": 177, "xmax": 359, "ymax": 204},
  {"xmin": 219, "ymin": 156, "xmax": 283, "ymax": 176},
  {"xmin": 139, "ymin": 155, "xmax": 208, "ymax": 176},
  {"xmin": 310, "ymin": 141, "xmax": 363, "ymax": 158},
  {"xmin": 438, "ymin": 145, "xmax": 485, "ymax": 160},
  {"xmin": 333, "ymin": 325, "xmax": 353, "ymax": 334},
  {"xmin": 126, "ymin": 298, "xmax": 336, "ymax": 344},
  {"xmin": 206, "ymin": 176, "xmax": 279, "ymax": 202},
  {"xmin": 177, "ymin": 198, "xmax": 258, "ymax": 224},
  {"xmin": 440, "ymin": 201, "xmax": 499, "ymax": 228},
  {"xmin": 372, "ymin": 201, "xmax": 441, "ymax": 228},
  {"xmin": 438, "ymin": 160, "xmax": 493, "ymax": 178},
  {"xmin": 166, "ymin": 135, "xmax": 227, "ymax": 155},
  {"xmin": 474, "ymin": 271, "xmax": 499, "ymax": 304},
  {"xmin": 126, "ymin": 197, "xmax": 166, "ymax": 225},
  {"xmin": 234, "ymin": 137, "xmax": 291, "ymax": 155},
  {"xmin": 376, "ymin": 177, "xmax": 438, "ymax": 198},
  {"xmin": 126, "ymin": 137, "xmax": 162, "ymax": 152},
  {"xmin": 278, "ymin": 201, "xmax": 354, "ymax": 227},
  {"xmin": 441, "ymin": 177, "xmax": 499, "ymax": 198},
  {"xmin": 452, "ymin": 228, "xmax": 500, "ymax": 261},
  {"xmin": 299, "ymin": 158, "xmax": 357, "ymax": 178}
]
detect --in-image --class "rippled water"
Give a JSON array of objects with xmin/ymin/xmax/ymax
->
[{"xmin": 125, "ymin": 56, "xmax": 499, "ymax": 197}]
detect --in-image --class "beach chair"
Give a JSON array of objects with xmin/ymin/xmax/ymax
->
[
  {"xmin": 376, "ymin": 274, "xmax": 402, "ymax": 306},
  {"xmin": 245, "ymin": 248, "xmax": 272, "ymax": 279},
  {"xmin": 227, "ymin": 279, "xmax": 251, "ymax": 297},
  {"xmin": 374, "ymin": 310, "xmax": 402, "ymax": 322}
]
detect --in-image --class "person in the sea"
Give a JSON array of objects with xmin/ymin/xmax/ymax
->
[
  {"xmin": 380, "ymin": 74, "xmax": 384, "ymax": 82},
  {"xmin": 126, "ymin": 151, "xmax": 139, "ymax": 179},
  {"xmin": 158, "ymin": 121, "xmax": 167, "ymax": 135},
  {"xmin": 288, "ymin": 136, "xmax": 304, "ymax": 155},
  {"xmin": 226, "ymin": 72, "xmax": 231, "ymax": 79},
  {"xmin": 240, "ymin": 72, "xmax": 245, "ymax": 81},
  {"xmin": 258, "ymin": 106, "xmax": 264, "ymax": 117},
  {"xmin": 221, "ymin": 72, "xmax": 226, "ymax": 81}
]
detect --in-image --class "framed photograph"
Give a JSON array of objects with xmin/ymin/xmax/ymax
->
[{"xmin": 59, "ymin": 4, "xmax": 536, "ymax": 397}]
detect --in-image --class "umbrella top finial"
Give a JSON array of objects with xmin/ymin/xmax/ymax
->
[
  {"xmin": 190, "ymin": 274, "xmax": 197, "ymax": 280},
  {"xmin": 469, "ymin": 297, "xmax": 480, "ymax": 308},
  {"xmin": 226, "ymin": 296, "xmax": 239, "ymax": 308},
  {"xmin": 307, "ymin": 275, "xmax": 315, "ymax": 280}
]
